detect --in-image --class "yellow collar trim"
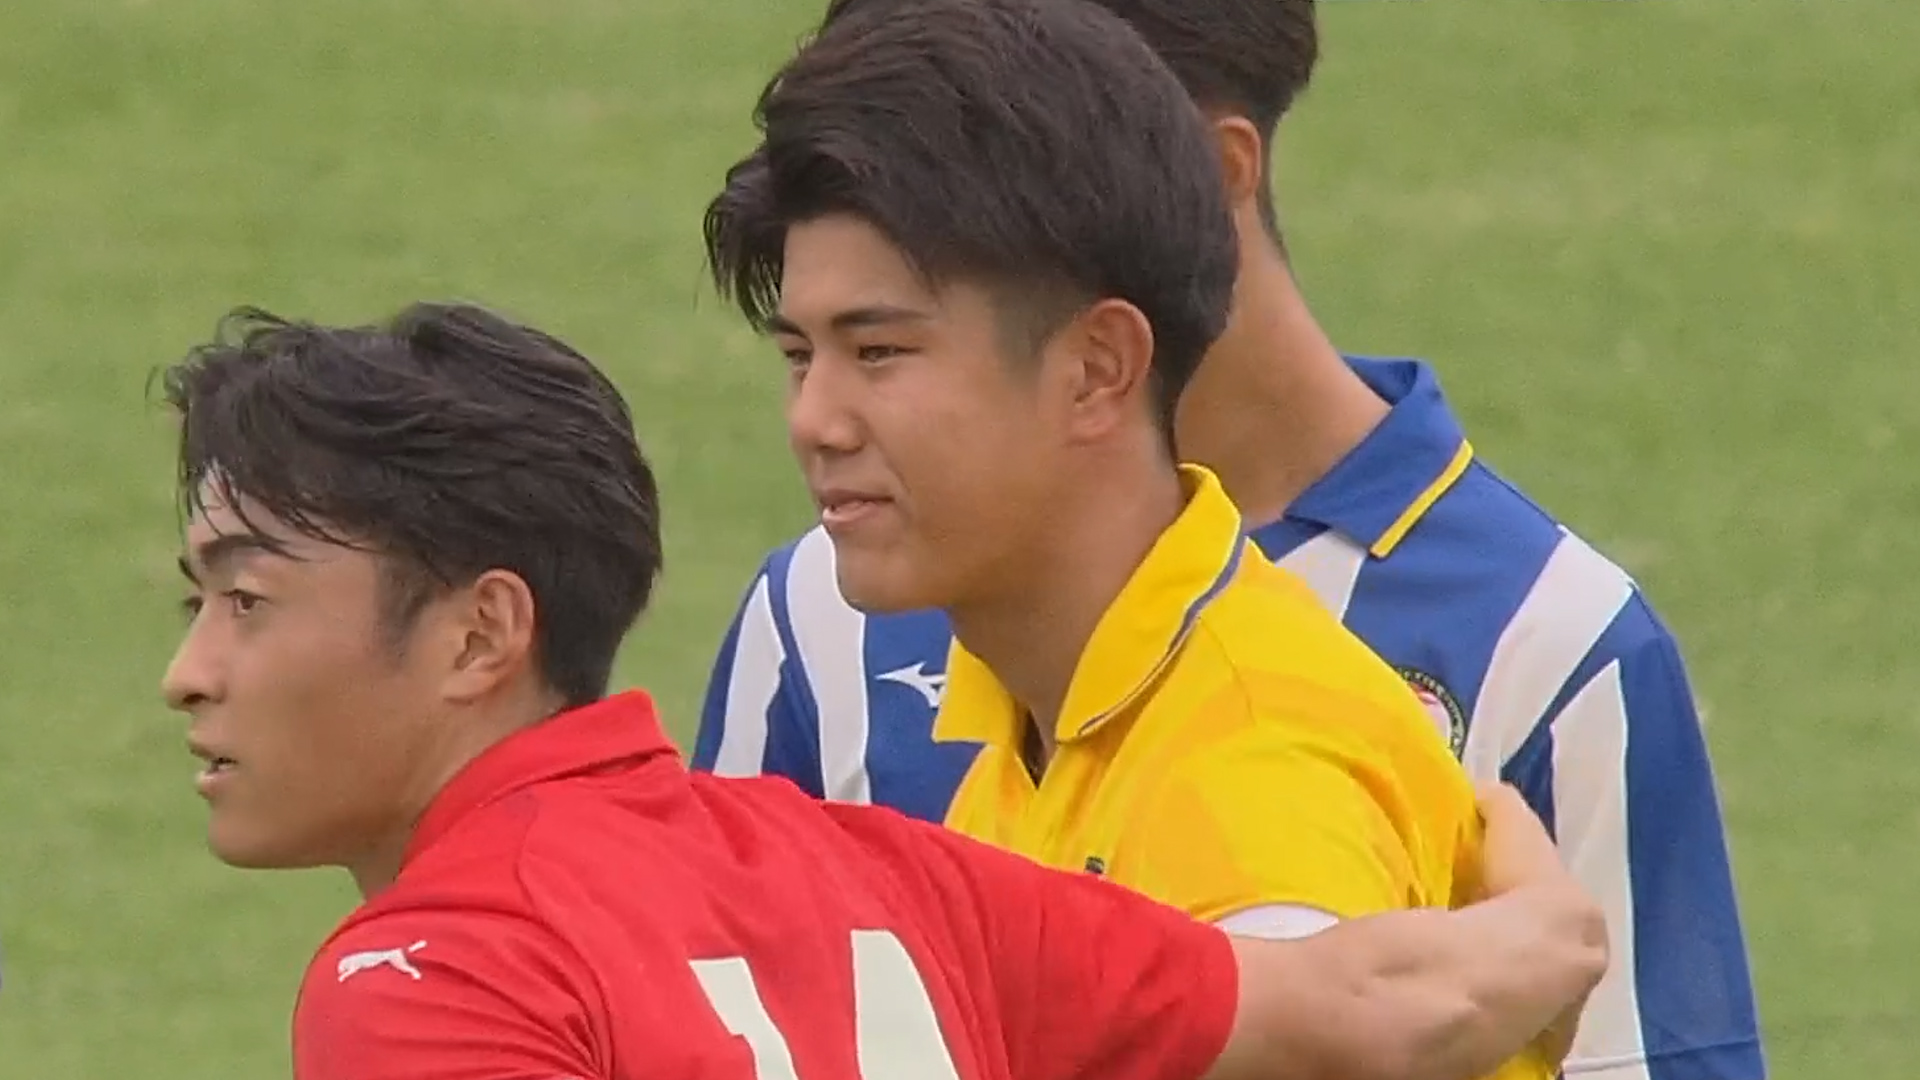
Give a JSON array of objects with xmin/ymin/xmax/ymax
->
[{"xmin": 1369, "ymin": 440, "xmax": 1474, "ymax": 558}]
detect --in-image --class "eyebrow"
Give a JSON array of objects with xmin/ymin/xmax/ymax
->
[
  {"xmin": 176, "ymin": 532, "xmax": 280, "ymax": 583},
  {"xmin": 766, "ymin": 305, "xmax": 935, "ymax": 337}
]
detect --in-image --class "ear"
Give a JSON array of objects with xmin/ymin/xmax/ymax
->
[
  {"xmin": 1211, "ymin": 114, "xmax": 1267, "ymax": 218},
  {"xmin": 439, "ymin": 569, "xmax": 539, "ymax": 703},
  {"xmin": 1054, "ymin": 297, "xmax": 1156, "ymax": 444}
]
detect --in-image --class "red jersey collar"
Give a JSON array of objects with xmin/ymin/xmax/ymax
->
[{"xmin": 403, "ymin": 690, "xmax": 679, "ymax": 864}]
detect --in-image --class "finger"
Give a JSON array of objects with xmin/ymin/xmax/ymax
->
[
  {"xmin": 1473, "ymin": 782, "xmax": 1532, "ymax": 825},
  {"xmin": 1476, "ymin": 784, "xmax": 1559, "ymax": 860}
]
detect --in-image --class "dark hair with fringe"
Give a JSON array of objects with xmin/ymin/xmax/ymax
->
[
  {"xmin": 704, "ymin": 0, "xmax": 1238, "ymax": 437},
  {"xmin": 159, "ymin": 301, "xmax": 659, "ymax": 707},
  {"xmin": 822, "ymin": 0, "xmax": 1319, "ymax": 242}
]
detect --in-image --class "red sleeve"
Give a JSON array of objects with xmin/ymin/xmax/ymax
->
[
  {"xmin": 885, "ymin": 814, "xmax": 1242, "ymax": 1080},
  {"xmin": 293, "ymin": 906, "xmax": 603, "ymax": 1080}
]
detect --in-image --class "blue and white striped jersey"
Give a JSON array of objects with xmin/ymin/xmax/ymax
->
[{"xmin": 694, "ymin": 357, "xmax": 1764, "ymax": 1080}]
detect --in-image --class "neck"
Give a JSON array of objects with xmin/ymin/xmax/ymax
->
[
  {"xmin": 1175, "ymin": 249, "xmax": 1389, "ymax": 528},
  {"xmin": 948, "ymin": 459, "xmax": 1185, "ymax": 752},
  {"xmin": 346, "ymin": 683, "xmax": 564, "ymax": 899},
  {"xmin": 349, "ymin": 840, "xmax": 410, "ymax": 901}
]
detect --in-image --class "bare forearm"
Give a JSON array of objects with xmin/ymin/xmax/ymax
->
[
  {"xmin": 1209, "ymin": 883, "xmax": 1606, "ymax": 1080},
  {"xmin": 1329, "ymin": 883, "xmax": 1605, "ymax": 1078}
]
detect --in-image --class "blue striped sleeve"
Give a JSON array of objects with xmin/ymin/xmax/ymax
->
[
  {"xmin": 690, "ymin": 557, "xmax": 826, "ymax": 798},
  {"xmin": 1506, "ymin": 600, "xmax": 1765, "ymax": 1080}
]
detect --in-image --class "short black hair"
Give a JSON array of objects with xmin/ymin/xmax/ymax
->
[
  {"xmin": 159, "ymin": 302, "xmax": 660, "ymax": 708},
  {"xmin": 705, "ymin": 0, "xmax": 1238, "ymax": 437},
  {"xmin": 822, "ymin": 0, "xmax": 1318, "ymax": 239}
]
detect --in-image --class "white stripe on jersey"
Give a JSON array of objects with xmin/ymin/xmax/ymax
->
[
  {"xmin": 1463, "ymin": 529, "xmax": 1643, "ymax": 1079},
  {"xmin": 1274, "ymin": 529, "xmax": 1369, "ymax": 620},
  {"xmin": 786, "ymin": 529, "xmax": 874, "ymax": 804},
  {"xmin": 711, "ymin": 575, "xmax": 785, "ymax": 778},
  {"xmin": 1553, "ymin": 662, "xmax": 1652, "ymax": 1080},
  {"xmin": 1463, "ymin": 530, "xmax": 1634, "ymax": 780}
]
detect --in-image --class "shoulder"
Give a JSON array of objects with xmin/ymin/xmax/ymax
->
[
  {"xmin": 295, "ymin": 873, "xmax": 605, "ymax": 1078},
  {"xmin": 303, "ymin": 889, "xmax": 577, "ymax": 1007},
  {"xmin": 1430, "ymin": 459, "xmax": 1640, "ymax": 616},
  {"xmin": 1171, "ymin": 576, "xmax": 1476, "ymax": 818},
  {"xmin": 1451, "ymin": 455, "xmax": 1653, "ymax": 653},
  {"xmin": 1368, "ymin": 446, "xmax": 1654, "ymax": 684},
  {"xmin": 1196, "ymin": 561, "xmax": 1450, "ymax": 743},
  {"xmin": 1192, "ymin": 553, "xmax": 1375, "ymax": 687},
  {"xmin": 370, "ymin": 787, "xmax": 636, "ymax": 966},
  {"xmin": 1415, "ymin": 460, "xmax": 1672, "ymax": 767}
]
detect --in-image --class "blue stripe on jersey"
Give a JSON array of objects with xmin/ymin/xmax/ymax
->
[{"xmin": 693, "ymin": 357, "xmax": 1764, "ymax": 1079}]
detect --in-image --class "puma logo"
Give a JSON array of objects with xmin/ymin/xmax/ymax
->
[{"xmin": 336, "ymin": 940, "xmax": 428, "ymax": 983}]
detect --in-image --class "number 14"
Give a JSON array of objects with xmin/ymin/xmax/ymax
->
[{"xmin": 689, "ymin": 929, "xmax": 963, "ymax": 1079}]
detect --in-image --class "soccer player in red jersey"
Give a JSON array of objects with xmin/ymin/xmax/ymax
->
[{"xmin": 160, "ymin": 300, "xmax": 1601, "ymax": 1080}]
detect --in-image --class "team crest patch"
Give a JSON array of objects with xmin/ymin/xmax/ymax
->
[{"xmin": 1397, "ymin": 668, "xmax": 1467, "ymax": 759}]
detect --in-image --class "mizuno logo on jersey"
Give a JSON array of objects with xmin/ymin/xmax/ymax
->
[{"xmin": 877, "ymin": 662, "xmax": 947, "ymax": 708}]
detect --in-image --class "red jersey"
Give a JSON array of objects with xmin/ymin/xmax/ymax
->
[{"xmin": 292, "ymin": 691, "xmax": 1239, "ymax": 1080}]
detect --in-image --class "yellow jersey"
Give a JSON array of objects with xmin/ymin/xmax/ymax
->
[{"xmin": 934, "ymin": 464, "xmax": 1547, "ymax": 1080}]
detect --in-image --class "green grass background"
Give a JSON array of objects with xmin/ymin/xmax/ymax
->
[{"xmin": 1, "ymin": 0, "xmax": 1912, "ymax": 1074}]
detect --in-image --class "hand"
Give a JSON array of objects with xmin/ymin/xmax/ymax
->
[
  {"xmin": 1473, "ymin": 782, "xmax": 1567, "ymax": 899},
  {"xmin": 1474, "ymin": 783, "xmax": 1598, "ymax": 1067}
]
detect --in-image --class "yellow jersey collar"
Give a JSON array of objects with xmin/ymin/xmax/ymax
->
[{"xmin": 934, "ymin": 464, "xmax": 1246, "ymax": 749}]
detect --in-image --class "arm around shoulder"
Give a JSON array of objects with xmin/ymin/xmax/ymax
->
[
  {"xmin": 1208, "ymin": 883, "xmax": 1605, "ymax": 1080},
  {"xmin": 1206, "ymin": 785, "xmax": 1609, "ymax": 1080}
]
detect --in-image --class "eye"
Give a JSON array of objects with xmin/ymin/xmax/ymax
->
[
  {"xmin": 778, "ymin": 343, "xmax": 812, "ymax": 370},
  {"xmin": 225, "ymin": 589, "xmax": 264, "ymax": 617},
  {"xmin": 856, "ymin": 344, "xmax": 909, "ymax": 363},
  {"xmin": 180, "ymin": 594, "xmax": 205, "ymax": 623}
]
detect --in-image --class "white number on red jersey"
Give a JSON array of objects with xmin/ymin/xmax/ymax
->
[{"xmin": 689, "ymin": 929, "xmax": 961, "ymax": 1079}]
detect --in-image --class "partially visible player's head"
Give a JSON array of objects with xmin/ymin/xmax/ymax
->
[
  {"xmin": 159, "ymin": 303, "xmax": 659, "ymax": 878},
  {"xmin": 704, "ymin": 0, "xmax": 1236, "ymax": 614},
  {"xmin": 822, "ymin": 0, "xmax": 1318, "ymax": 249}
]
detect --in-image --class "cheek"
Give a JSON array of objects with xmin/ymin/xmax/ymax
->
[
  {"xmin": 880, "ymin": 367, "xmax": 1043, "ymax": 482},
  {"xmin": 235, "ymin": 631, "xmax": 421, "ymax": 801},
  {"xmin": 905, "ymin": 421, "xmax": 1053, "ymax": 552}
]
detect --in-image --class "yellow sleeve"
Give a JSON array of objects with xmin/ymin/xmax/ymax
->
[{"xmin": 1114, "ymin": 701, "xmax": 1481, "ymax": 925}]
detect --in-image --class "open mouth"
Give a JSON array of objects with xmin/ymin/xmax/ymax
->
[{"xmin": 819, "ymin": 495, "xmax": 892, "ymax": 528}]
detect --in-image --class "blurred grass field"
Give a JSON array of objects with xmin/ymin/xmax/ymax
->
[{"xmin": 0, "ymin": 0, "xmax": 1913, "ymax": 1074}]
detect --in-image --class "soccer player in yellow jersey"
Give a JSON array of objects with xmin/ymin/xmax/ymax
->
[
  {"xmin": 935, "ymin": 464, "xmax": 1485, "ymax": 936},
  {"xmin": 704, "ymin": 0, "xmax": 1565, "ymax": 1075}
]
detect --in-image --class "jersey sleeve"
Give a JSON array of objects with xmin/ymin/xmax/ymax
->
[
  {"xmin": 1121, "ymin": 698, "xmax": 1479, "ymax": 926},
  {"xmin": 1501, "ymin": 602, "xmax": 1765, "ymax": 1080},
  {"xmin": 690, "ymin": 562, "xmax": 826, "ymax": 797},
  {"xmin": 293, "ymin": 907, "xmax": 602, "ymax": 1080}
]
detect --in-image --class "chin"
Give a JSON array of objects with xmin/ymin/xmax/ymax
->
[
  {"xmin": 205, "ymin": 819, "xmax": 322, "ymax": 871},
  {"xmin": 834, "ymin": 559, "xmax": 935, "ymax": 615}
]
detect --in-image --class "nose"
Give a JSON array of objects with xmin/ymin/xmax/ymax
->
[
  {"xmin": 786, "ymin": 354, "xmax": 864, "ymax": 459},
  {"xmin": 161, "ymin": 624, "xmax": 220, "ymax": 713}
]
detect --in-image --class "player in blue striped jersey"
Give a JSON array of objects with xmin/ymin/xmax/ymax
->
[{"xmin": 694, "ymin": 2, "xmax": 1762, "ymax": 1079}]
